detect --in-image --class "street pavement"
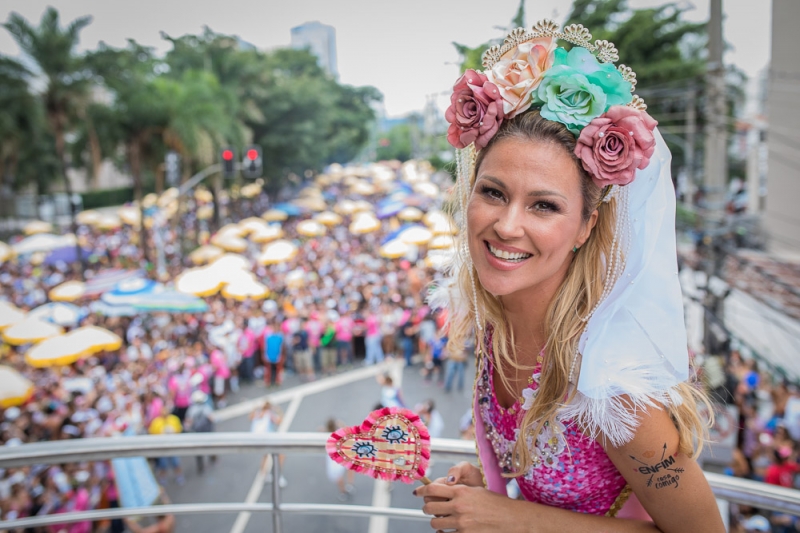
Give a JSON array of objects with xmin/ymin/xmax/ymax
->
[{"xmin": 163, "ymin": 358, "xmax": 476, "ymax": 533}]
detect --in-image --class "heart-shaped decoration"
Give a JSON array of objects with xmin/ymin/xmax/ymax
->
[{"xmin": 326, "ymin": 407, "xmax": 430, "ymax": 484}]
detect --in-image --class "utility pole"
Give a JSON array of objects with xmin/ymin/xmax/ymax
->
[
  {"xmin": 702, "ymin": 0, "xmax": 729, "ymax": 357},
  {"xmin": 684, "ymin": 88, "xmax": 697, "ymax": 203}
]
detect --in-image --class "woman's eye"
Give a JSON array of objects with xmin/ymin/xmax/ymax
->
[
  {"xmin": 532, "ymin": 201, "xmax": 560, "ymax": 212},
  {"xmin": 479, "ymin": 185, "xmax": 504, "ymax": 201}
]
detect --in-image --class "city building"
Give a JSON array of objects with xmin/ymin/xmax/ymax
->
[
  {"xmin": 290, "ymin": 21, "xmax": 338, "ymax": 78},
  {"xmin": 764, "ymin": 0, "xmax": 800, "ymax": 256}
]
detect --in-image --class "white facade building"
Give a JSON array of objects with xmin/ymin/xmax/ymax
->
[{"xmin": 290, "ymin": 21, "xmax": 338, "ymax": 78}]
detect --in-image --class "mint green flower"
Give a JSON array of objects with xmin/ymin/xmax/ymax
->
[{"xmin": 533, "ymin": 47, "xmax": 632, "ymax": 134}]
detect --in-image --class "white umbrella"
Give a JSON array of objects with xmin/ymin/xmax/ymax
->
[
  {"xmin": 425, "ymin": 250, "xmax": 454, "ymax": 271},
  {"xmin": 197, "ymin": 205, "xmax": 214, "ymax": 220},
  {"xmin": 258, "ymin": 240, "xmax": 298, "ymax": 265},
  {"xmin": 399, "ymin": 225, "xmax": 433, "ymax": 245},
  {"xmin": 429, "ymin": 234, "xmax": 456, "ymax": 250},
  {"xmin": 221, "ymin": 278, "xmax": 269, "ymax": 301},
  {"xmin": 118, "ymin": 206, "xmax": 141, "ymax": 226},
  {"xmin": 2, "ymin": 318, "xmax": 63, "ymax": 346},
  {"xmin": 414, "ymin": 182, "xmax": 440, "ymax": 198},
  {"xmin": 0, "ymin": 301, "xmax": 26, "ymax": 330},
  {"xmin": 398, "ymin": 207, "xmax": 424, "ymax": 222},
  {"xmin": 210, "ymin": 233, "xmax": 248, "ymax": 253},
  {"xmin": 334, "ymin": 200, "xmax": 357, "ymax": 215},
  {"xmin": 349, "ymin": 212, "xmax": 381, "ymax": 235},
  {"xmin": 12, "ymin": 234, "xmax": 76, "ymax": 255},
  {"xmin": 250, "ymin": 225, "xmax": 285, "ymax": 243},
  {"xmin": 49, "ymin": 280, "xmax": 87, "ymax": 302},
  {"xmin": 352, "ymin": 200, "xmax": 374, "ymax": 213},
  {"xmin": 0, "ymin": 241, "xmax": 11, "ymax": 264},
  {"xmin": 262, "ymin": 209, "xmax": 289, "ymax": 222},
  {"xmin": 29, "ymin": 302, "xmax": 85, "ymax": 327},
  {"xmin": 25, "ymin": 326, "xmax": 122, "ymax": 368},
  {"xmin": 209, "ymin": 253, "xmax": 251, "ymax": 272},
  {"xmin": 0, "ymin": 366, "xmax": 33, "ymax": 408},
  {"xmin": 175, "ymin": 267, "xmax": 224, "ymax": 297},
  {"xmin": 238, "ymin": 217, "xmax": 268, "ymax": 235},
  {"xmin": 95, "ymin": 214, "xmax": 122, "ymax": 230},
  {"xmin": 423, "ymin": 210, "xmax": 458, "ymax": 235},
  {"xmin": 240, "ymin": 182, "xmax": 262, "ymax": 198},
  {"xmin": 76, "ymin": 210, "xmax": 102, "ymax": 225},
  {"xmin": 285, "ymin": 269, "xmax": 307, "ymax": 289},
  {"xmin": 379, "ymin": 239, "xmax": 410, "ymax": 259},
  {"xmin": 296, "ymin": 220, "xmax": 327, "ymax": 237},
  {"xmin": 23, "ymin": 220, "xmax": 53, "ymax": 235},
  {"xmin": 189, "ymin": 245, "xmax": 225, "ymax": 265},
  {"xmin": 314, "ymin": 211, "xmax": 343, "ymax": 227}
]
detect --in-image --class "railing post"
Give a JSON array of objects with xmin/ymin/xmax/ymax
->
[{"xmin": 271, "ymin": 453, "xmax": 282, "ymax": 533}]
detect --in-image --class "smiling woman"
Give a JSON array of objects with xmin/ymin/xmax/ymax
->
[{"xmin": 415, "ymin": 18, "xmax": 724, "ymax": 533}]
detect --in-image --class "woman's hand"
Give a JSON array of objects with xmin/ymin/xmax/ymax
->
[
  {"xmin": 421, "ymin": 462, "xmax": 484, "ymax": 507},
  {"xmin": 414, "ymin": 481, "xmax": 523, "ymax": 533}
]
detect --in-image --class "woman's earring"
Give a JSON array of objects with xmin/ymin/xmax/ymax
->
[{"xmin": 572, "ymin": 246, "xmax": 579, "ymax": 253}]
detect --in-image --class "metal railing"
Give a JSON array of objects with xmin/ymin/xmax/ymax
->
[{"xmin": 1, "ymin": 433, "xmax": 799, "ymax": 531}]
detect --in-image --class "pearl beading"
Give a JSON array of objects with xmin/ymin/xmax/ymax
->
[
  {"xmin": 456, "ymin": 146, "xmax": 483, "ymax": 333},
  {"xmin": 569, "ymin": 186, "xmax": 631, "ymax": 383}
]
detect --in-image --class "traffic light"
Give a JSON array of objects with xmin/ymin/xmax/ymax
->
[
  {"xmin": 165, "ymin": 151, "xmax": 180, "ymax": 187},
  {"xmin": 242, "ymin": 144, "xmax": 262, "ymax": 179},
  {"xmin": 221, "ymin": 147, "xmax": 236, "ymax": 178}
]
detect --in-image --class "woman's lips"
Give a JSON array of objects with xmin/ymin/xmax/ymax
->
[{"xmin": 483, "ymin": 241, "xmax": 532, "ymax": 271}]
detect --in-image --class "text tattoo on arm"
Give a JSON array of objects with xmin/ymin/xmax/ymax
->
[{"xmin": 629, "ymin": 443, "xmax": 685, "ymax": 489}]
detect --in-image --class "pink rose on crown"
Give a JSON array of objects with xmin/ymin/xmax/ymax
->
[
  {"xmin": 445, "ymin": 69, "xmax": 504, "ymax": 150},
  {"xmin": 575, "ymin": 106, "xmax": 658, "ymax": 187}
]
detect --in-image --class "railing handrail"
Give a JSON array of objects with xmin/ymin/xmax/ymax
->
[{"xmin": 1, "ymin": 432, "xmax": 799, "ymax": 531}]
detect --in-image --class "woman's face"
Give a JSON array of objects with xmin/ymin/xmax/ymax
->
[{"xmin": 467, "ymin": 137, "xmax": 597, "ymax": 301}]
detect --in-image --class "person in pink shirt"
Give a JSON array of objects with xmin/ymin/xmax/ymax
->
[
  {"xmin": 364, "ymin": 308, "xmax": 384, "ymax": 366},
  {"xmin": 334, "ymin": 312, "xmax": 354, "ymax": 366},
  {"xmin": 237, "ymin": 317, "xmax": 258, "ymax": 383},
  {"xmin": 210, "ymin": 348, "xmax": 231, "ymax": 408},
  {"xmin": 167, "ymin": 367, "xmax": 192, "ymax": 422},
  {"xmin": 305, "ymin": 311, "xmax": 324, "ymax": 372}
]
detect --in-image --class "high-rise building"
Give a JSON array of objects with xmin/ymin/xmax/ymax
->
[{"xmin": 290, "ymin": 21, "xmax": 338, "ymax": 78}]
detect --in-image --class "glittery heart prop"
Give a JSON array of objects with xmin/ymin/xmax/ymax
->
[{"xmin": 326, "ymin": 407, "xmax": 431, "ymax": 484}]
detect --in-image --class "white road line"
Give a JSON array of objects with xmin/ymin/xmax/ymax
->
[
  {"xmin": 213, "ymin": 360, "xmax": 401, "ymax": 422},
  {"xmin": 367, "ymin": 363, "xmax": 404, "ymax": 533},
  {"xmin": 228, "ymin": 396, "xmax": 302, "ymax": 533}
]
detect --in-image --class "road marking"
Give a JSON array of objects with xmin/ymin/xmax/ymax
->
[
  {"xmin": 368, "ymin": 363, "xmax": 404, "ymax": 533},
  {"xmin": 213, "ymin": 360, "xmax": 401, "ymax": 422},
  {"xmin": 228, "ymin": 396, "xmax": 302, "ymax": 533}
]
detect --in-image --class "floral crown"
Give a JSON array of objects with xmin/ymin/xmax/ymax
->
[{"xmin": 445, "ymin": 19, "xmax": 659, "ymax": 188}]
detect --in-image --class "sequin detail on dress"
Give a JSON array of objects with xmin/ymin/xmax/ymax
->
[{"xmin": 477, "ymin": 332, "xmax": 628, "ymax": 515}]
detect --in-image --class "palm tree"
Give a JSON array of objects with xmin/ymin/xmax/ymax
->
[{"xmin": 4, "ymin": 7, "xmax": 92, "ymax": 272}]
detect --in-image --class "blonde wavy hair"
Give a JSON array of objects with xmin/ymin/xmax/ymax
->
[{"xmin": 447, "ymin": 111, "xmax": 710, "ymax": 476}]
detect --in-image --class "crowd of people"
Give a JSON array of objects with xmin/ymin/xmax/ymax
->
[{"xmin": 0, "ymin": 166, "xmax": 464, "ymax": 530}]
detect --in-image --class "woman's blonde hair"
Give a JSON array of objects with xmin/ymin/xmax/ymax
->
[{"xmin": 448, "ymin": 111, "xmax": 710, "ymax": 476}]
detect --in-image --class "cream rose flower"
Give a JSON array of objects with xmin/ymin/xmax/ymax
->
[{"xmin": 486, "ymin": 36, "xmax": 557, "ymax": 119}]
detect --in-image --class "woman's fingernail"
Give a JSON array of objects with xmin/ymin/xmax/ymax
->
[
  {"xmin": 412, "ymin": 489, "xmax": 418, "ymax": 496},
  {"xmin": 446, "ymin": 475, "xmax": 456, "ymax": 483}
]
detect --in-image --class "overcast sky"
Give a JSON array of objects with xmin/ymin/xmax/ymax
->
[{"xmin": 0, "ymin": 0, "xmax": 772, "ymax": 118}]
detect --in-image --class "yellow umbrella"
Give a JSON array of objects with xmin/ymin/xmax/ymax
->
[
  {"xmin": 293, "ymin": 196, "xmax": 327, "ymax": 212},
  {"xmin": 379, "ymin": 239, "xmax": 410, "ymax": 259},
  {"xmin": 349, "ymin": 212, "xmax": 381, "ymax": 235},
  {"xmin": 0, "ymin": 242, "xmax": 12, "ymax": 265},
  {"xmin": 0, "ymin": 366, "xmax": 33, "ymax": 408},
  {"xmin": 24, "ymin": 326, "xmax": 122, "ymax": 368},
  {"xmin": 285, "ymin": 269, "xmax": 306, "ymax": 289},
  {"xmin": 158, "ymin": 187, "xmax": 179, "ymax": 208},
  {"xmin": 49, "ymin": 280, "xmax": 87, "ymax": 302},
  {"xmin": 398, "ymin": 207, "xmax": 424, "ymax": 222},
  {"xmin": 95, "ymin": 214, "xmax": 122, "ymax": 231},
  {"xmin": 425, "ymin": 250, "xmax": 454, "ymax": 271},
  {"xmin": 240, "ymin": 183, "xmax": 262, "ymax": 199},
  {"xmin": 0, "ymin": 302, "xmax": 26, "ymax": 330},
  {"xmin": 209, "ymin": 253, "xmax": 251, "ymax": 273},
  {"xmin": 118, "ymin": 206, "xmax": 141, "ymax": 227},
  {"xmin": 262, "ymin": 209, "xmax": 289, "ymax": 222},
  {"xmin": 238, "ymin": 217, "xmax": 268, "ymax": 235},
  {"xmin": 189, "ymin": 245, "xmax": 225, "ymax": 265},
  {"xmin": 352, "ymin": 200, "xmax": 374, "ymax": 213},
  {"xmin": 314, "ymin": 211, "xmax": 343, "ymax": 227},
  {"xmin": 2, "ymin": 318, "xmax": 63, "ymax": 346},
  {"xmin": 175, "ymin": 267, "xmax": 224, "ymax": 297},
  {"xmin": 414, "ymin": 182, "xmax": 440, "ymax": 198},
  {"xmin": 76, "ymin": 210, "xmax": 102, "ymax": 225},
  {"xmin": 352, "ymin": 182, "xmax": 376, "ymax": 196},
  {"xmin": 258, "ymin": 240, "xmax": 298, "ymax": 265},
  {"xmin": 197, "ymin": 205, "xmax": 213, "ymax": 220},
  {"xmin": 429, "ymin": 234, "xmax": 456, "ymax": 250},
  {"xmin": 250, "ymin": 225, "xmax": 285, "ymax": 243},
  {"xmin": 210, "ymin": 233, "xmax": 248, "ymax": 253},
  {"xmin": 399, "ymin": 225, "xmax": 433, "ymax": 245},
  {"xmin": 142, "ymin": 193, "xmax": 159, "ymax": 209},
  {"xmin": 217, "ymin": 223, "xmax": 246, "ymax": 237},
  {"xmin": 334, "ymin": 200, "xmax": 357, "ymax": 215},
  {"xmin": 221, "ymin": 278, "xmax": 269, "ymax": 301},
  {"xmin": 194, "ymin": 189, "xmax": 213, "ymax": 203},
  {"xmin": 296, "ymin": 220, "xmax": 327, "ymax": 237},
  {"xmin": 23, "ymin": 220, "xmax": 53, "ymax": 235}
]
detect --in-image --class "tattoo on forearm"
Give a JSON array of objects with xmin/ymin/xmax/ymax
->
[{"xmin": 629, "ymin": 443, "xmax": 685, "ymax": 489}]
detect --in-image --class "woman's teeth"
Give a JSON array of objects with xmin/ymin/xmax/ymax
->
[{"xmin": 488, "ymin": 243, "xmax": 532, "ymax": 262}]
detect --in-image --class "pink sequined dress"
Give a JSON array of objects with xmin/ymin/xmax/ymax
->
[{"xmin": 476, "ymin": 333, "xmax": 629, "ymax": 515}]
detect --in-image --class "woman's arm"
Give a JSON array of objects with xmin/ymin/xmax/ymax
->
[{"xmin": 602, "ymin": 399, "xmax": 725, "ymax": 533}]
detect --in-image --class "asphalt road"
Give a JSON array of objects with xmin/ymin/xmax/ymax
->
[{"xmin": 162, "ymin": 358, "xmax": 476, "ymax": 533}]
